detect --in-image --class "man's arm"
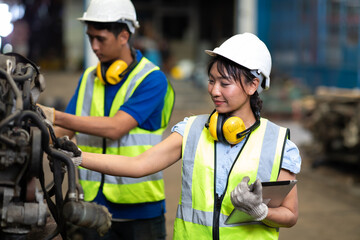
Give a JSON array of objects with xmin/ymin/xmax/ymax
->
[
  {"xmin": 54, "ymin": 110, "xmax": 138, "ymax": 140},
  {"xmin": 39, "ymin": 69, "xmax": 167, "ymax": 140}
]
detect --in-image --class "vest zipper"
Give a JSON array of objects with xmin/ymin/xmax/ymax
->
[
  {"xmin": 100, "ymin": 138, "xmax": 106, "ymax": 189},
  {"xmin": 213, "ymin": 142, "xmax": 222, "ymax": 240},
  {"xmin": 212, "ymin": 137, "xmax": 249, "ymax": 239},
  {"xmin": 213, "ymin": 193, "xmax": 224, "ymax": 240}
]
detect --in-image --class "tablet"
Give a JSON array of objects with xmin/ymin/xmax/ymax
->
[
  {"xmin": 262, "ymin": 180, "xmax": 297, "ymax": 207},
  {"xmin": 225, "ymin": 180, "xmax": 297, "ymax": 225}
]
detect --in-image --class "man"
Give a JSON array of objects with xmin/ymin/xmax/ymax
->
[{"xmin": 39, "ymin": 0, "xmax": 174, "ymax": 239}]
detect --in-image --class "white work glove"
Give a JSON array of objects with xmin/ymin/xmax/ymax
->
[
  {"xmin": 37, "ymin": 103, "xmax": 55, "ymax": 124},
  {"xmin": 59, "ymin": 149, "xmax": 82, "ymax": 167},
  {"xmin": 56, "ymin": 136, "xmax": 82, "ymax": 167},
  {"xmin": 230, "ymin": 176, "xmax": 268, "ymax": 221}
]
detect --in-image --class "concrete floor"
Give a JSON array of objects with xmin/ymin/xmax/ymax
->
[{"xmin": 38, "ymin": 71, "xmax": 360, "ymax": 240}]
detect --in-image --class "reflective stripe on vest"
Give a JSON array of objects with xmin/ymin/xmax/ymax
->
[
  {"xmin": 173, "ymin": 115, "xmax": 289, "ymax": 239},
  {"xmin": 76, "ymin": 57, "xmax": 174, "ymax": 204}
]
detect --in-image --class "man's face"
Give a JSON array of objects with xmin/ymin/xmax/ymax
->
[{"xmin": 86, "ymin": 25, "xmax": 123, "ymax": 63}]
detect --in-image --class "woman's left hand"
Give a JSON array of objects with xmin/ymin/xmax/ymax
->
[{"xmin": 230, "ymin": 176, "xmax": 268, "ymax": 221}]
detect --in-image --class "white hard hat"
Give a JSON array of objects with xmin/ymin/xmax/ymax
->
[
  {"xmin": 205, "ymin": 33, "xmax": 272, "ymax": 93},
  {"xmin": 77, "ymin": 0, "xmax": 140, "ymax": 34}
]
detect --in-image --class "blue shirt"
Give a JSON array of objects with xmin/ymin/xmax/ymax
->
[
  {"xmin": 66, "ymin": 50, "xmax": 168, "ymax": 219},
  {"xmin": 171, "ymin": 117, "xmax": 302, "ymax": 195},
  {"xmin": 66, "ymin": 50, "xmax": 167, "ymax": 130}
]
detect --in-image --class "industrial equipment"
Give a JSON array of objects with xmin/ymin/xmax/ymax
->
[{"xmin": 0, "ymin": 53, "xmax": 111, "ymax": 240}]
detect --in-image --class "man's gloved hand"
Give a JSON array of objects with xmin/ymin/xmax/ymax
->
[
  {"xmin": 56, "ymin": 136, "xmax": 82, "ymax": 167},
  {"xmin": 36, "ymin": 103, "xmax": 55, "ymax": 124},
  {"xmin": 230, "ymin": 176, "xmax": 268, "ymax": 221}
]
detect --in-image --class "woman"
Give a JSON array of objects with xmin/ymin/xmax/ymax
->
[{"xmin": 67, "ymin": 33, "xmax": 301, "ymax": 239}]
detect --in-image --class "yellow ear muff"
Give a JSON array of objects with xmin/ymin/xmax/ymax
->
[
  {"xmin": 96, "ymin": 60, "xmax": 129, "ymax": 85},
  {"xmin": 106, "ymin": 60, "xmax": 128, "ymax": 85},
  {"xmin": 206, "ymin": 110, "xmax": 257, "ymax": 145},
  {"xmin": 208, "ymin": 111, "xmax": 220, "ymax": 141},
  {"xmin": 222, "ymin": 116, "xmax": 246, "ymax": 144},
  {"xmin": 96, "ymin": 62, "xmax": 106, "ymax": 85}
]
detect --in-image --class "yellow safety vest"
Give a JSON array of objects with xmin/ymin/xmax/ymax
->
[
  {"xmin": 76, "ymin": 57, "xmax": 174, "ymax": 204},
  {"xmin": 173, "ymin": 115, "xmax": 289, "ymax": 240}
]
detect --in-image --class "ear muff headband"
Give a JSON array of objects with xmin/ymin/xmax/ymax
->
[{"xmin": 206, "ymin": 111, "xmax": 260, "ymax": 145}]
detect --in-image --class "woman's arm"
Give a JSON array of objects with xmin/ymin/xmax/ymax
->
[
  {"xmin": 81, "ymin": 132, "xmax": 183, "ymax": 177},
  {"xmin": 262, "ymin": 169, "xmax": 299, "ymax": 227}
]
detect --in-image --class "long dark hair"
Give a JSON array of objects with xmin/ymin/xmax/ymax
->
[{"xmin": 207, "ymin": 55, "xmax": 263, "ymax": 118}]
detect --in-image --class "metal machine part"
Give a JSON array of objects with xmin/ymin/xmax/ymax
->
[{"xmin": 0, "ymin": 53, "xmax": 111, "ymax": 240}]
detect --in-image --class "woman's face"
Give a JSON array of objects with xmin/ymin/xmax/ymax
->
[{"xmin": 208, "ymin": 62, "xmax": 254, "ymax": 116}]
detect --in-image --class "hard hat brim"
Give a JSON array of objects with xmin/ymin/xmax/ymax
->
[
  {"xmin": 77, "ymin": 16, "xmax": 139, "ymax": 27},
  {"xmin": 204, "ymin": 49, "xmax": 217, "ymax": 56},
  {"xmin": 77, "ymin": 16, "xmax": 139, "ymax": 34}
]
